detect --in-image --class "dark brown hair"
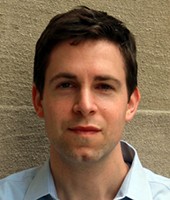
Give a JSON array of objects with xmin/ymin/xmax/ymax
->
[{"xmin": 34, "ymin": 6, "xmax": 138, "ymax": 99}]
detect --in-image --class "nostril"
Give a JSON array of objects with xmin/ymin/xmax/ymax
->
[
  {"xmin": 72, "ymin": 101, "xmax": 97, "ymax": 116},
  {"xmin": 72, "ymin": 90, "xmax": 97, "ymax": 116}
]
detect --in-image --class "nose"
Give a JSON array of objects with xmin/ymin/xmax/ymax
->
[{"xmin": 73, "ymin": 88, "xmax": 97, "ymax": 116}]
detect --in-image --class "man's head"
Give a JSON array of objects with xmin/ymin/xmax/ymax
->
[
  {"xmin": 33, "ymin": 6, "xmax": 137, "ymax": 100},
  {"xmin": 32, "ymin": 6, "xmax": 140, "ymax": 164}
]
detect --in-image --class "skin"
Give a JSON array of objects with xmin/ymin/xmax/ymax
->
[{"xmin": 33, "ymin": 39, "xmax": 140, "ymax": 200}]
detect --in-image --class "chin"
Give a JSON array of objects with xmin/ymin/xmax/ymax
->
[{"xmin": 63, "ymin": 147, "xmax": 108, "ymax": 164}]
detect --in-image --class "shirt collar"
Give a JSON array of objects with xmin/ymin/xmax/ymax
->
[
  {"xmin": 24, "ymin": 141, "xmax": 153, "ymax": 200},
  {"xmin": 24, "ymin": 160, "xmax": 58, "ymax": 200},
  {"xmin": 115, "ymin": 141, "xmax": 153, "ymax": 200}
]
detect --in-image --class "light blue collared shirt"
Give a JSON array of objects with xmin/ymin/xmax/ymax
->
[{"xmin": 0, "ymin": 141, "xmax": 170, "ymax": 200}]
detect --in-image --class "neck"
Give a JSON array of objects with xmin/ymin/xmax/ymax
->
[{"xmin": 50, "ymin": 143, "xmax": 129, "ymax": 200}]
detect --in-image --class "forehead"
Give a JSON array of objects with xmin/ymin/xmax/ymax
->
[{"xmin": 47, "ymin": 39, "xmax": 126, "ymax": 81}]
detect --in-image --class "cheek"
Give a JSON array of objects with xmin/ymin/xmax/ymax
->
[
  {"xmin": 102, "ymin": 102, "xmax": 127, "ymax": 118},
  {"xmin": 102, "ymin": 105, "xmax": 127, "ymax": 130},
  {"xmin": 42, "ymin": 100, "xmax": 73, "ymax": 134},
  {"xmin": 43, "ymin": 98, "xmax": 72, "ymax": 116}
]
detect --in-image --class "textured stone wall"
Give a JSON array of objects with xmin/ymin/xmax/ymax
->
[{"xmin": 0, "ymin": 0, "xmax": 169, "ymax": 178}]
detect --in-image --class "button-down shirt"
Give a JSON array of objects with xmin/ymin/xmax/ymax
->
[{"xmin": 0, "ymin": 141, "xmax": 170, "ymax": 200}]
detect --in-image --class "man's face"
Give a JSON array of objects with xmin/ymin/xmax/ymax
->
[{"xmin": 33, "ymin": 40, "xmax": 139, "ymax": 164}]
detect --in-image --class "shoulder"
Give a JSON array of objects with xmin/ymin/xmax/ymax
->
[
  {"xmin": 0, "ymin": 166, "xmax": 40, "ymax": 200},
  {"xmin": 144, "ymin": 168, "xmax": 170, "ymax": 199}
]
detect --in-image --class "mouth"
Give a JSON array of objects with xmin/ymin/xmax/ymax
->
[{"xmin": 68, "ymin": 126, "xmax": 101, "ymax": 135}]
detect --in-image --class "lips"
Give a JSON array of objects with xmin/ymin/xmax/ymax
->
[{"xmin": 68, "ymin": 126, "xmax": 101, "ymax": 134}]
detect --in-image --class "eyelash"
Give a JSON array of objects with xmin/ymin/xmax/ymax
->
[
  {"xmin": 57, "ymin": 81, "xmax": 76, "ymax": 89},
  {"xmin": 96, "ymin": 83, "xmax": 114, "ymax": 91},
  {"xmin": 56, "ymin": 82, "xmax": 114, "ymax": 92}
]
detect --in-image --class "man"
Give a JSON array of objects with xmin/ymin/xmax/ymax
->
[{"xmin": 0, "ymin": 6, "xmax": 170, "ymax": 200}]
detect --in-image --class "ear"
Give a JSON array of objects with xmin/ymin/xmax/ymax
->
[
  {"xmin": 125, "ymin": 87, "xmax": 140, "ymax": 122},
  {"xmin": 32, "ymin": 84, "xmax": 44, "ymax": 118}
]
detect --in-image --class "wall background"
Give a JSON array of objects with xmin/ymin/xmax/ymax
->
[{"xmin": 0, "ymin": 0, "xmax": 169, "ymax": 178}]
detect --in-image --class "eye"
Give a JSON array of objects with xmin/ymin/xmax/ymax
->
[
  {"xmin": 96, "ymin": 83, "xmax": 114, "ymax": 91},
  {"xmin": 57, "ymin": 81, "xmax": 75, "ymax": 89}
]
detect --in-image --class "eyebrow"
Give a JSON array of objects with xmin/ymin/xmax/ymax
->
[
  {"xmin": 49, "ymin": 72, "xmax": 121, "ymax": 87},
  {"xmin": 49, "ymin": 72, "xmax": 77, "ymax": 84},
  {"xmin": 94, "ymin": 75, "xmax": 121, "ymax": 86}
]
